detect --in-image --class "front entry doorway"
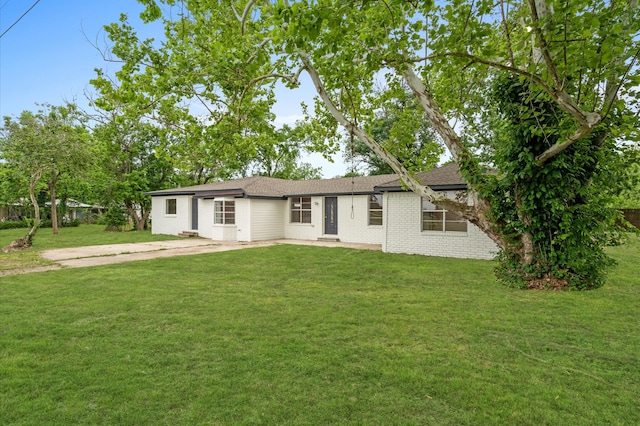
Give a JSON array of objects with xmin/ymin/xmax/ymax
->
[
  {"xmin": 191, "ymin": 197, "xmax": 199, "ymax": 230},
  {"xmin": 324, "ymin": 197, "xmax": 338, "ymax": 235}
]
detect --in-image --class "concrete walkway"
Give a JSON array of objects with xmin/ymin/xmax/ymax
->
[{"xmin": 1, "ymin": 238, "xmax": 381, "ymax": 277}]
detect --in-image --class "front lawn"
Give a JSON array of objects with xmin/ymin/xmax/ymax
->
[
  {"xmin": 0, "ymin": 237, "xmax": 638, "ymax": 424},
  {"xmin": 0, "ymin": 225, "xmax": 179, "ymax": 271}
]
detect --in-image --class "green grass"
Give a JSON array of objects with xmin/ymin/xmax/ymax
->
[
  {"xmin": 0, "ymin": 236, "xmax": 639, "ymax": 424},
  {"xmin": 0, "ymin": 225, "xmax": 179, "ymax": 271}
]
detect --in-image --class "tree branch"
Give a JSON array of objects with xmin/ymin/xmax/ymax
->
[
  {"xmin": 246, "ymin": 37, "xmax": 272, "ymax": 64},
  {"xmin": 601, "ymin": 0, "xmax": 640, "ymax": 118},
  {"xmin": 535, "ymin": 124, "xmax": 593, "ymax": 165},
  {"xmin": 602, "ymin": 46, "xmax": 640, "ymax": 119},
  {"xmin": 230, "ymin": 3, "xmax": 242, "ymax": 23},
  {"xmin": 400, "ymin": 64, "xmax": 468, "ymax": 163},
  {"xmin": 527, "ymin": 0, "xmax": 563, "ymax": 89},
  {"xmin": 427, "ymin": 51, "xmax": 602, "ymax": 128},
  {"xmin": 297, "ymin": 50, "xmax": 469, "ymax": 214},
  {"xmin": 500, "ymin": 0, "xmax": 516, "ymax": 66},
  {"xmin": 232, "ymin": 0, "xmax": 257, "ymax": 35}
]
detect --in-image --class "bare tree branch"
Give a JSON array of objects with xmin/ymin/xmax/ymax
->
[
  {"xmin": 237, "ymin": 0, "xmax": 257, "ymax": 35},
  {"xmin": 230, "ymin": 3, "xmax": 242, "ymax": 23}
]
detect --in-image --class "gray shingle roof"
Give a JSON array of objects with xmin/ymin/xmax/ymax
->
[
  {"xmin": 285, "ymin": 174, "xmax": 397, "ymax": 196},
  {"xmin": 146, "ymin": 164, "xmax": 466, "ymax": 198},
  {"xmin": 374, "ymin": 163, "xmax": 466, "ymax": 190}
]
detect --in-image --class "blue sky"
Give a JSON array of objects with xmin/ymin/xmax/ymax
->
[{"xmin": 0, "ymin": 0, "xmax": 347, "ymax": 177}]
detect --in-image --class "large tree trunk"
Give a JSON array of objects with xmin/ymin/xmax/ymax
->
[
  {"xmin": 3, "ymin": 173, "xmax": 42, "ymax": 252},
  {"xmin": 125, "ymin": 203, "xmax": 149, "ymax": 231},
  {"xmin": 29, "ymin": 174, "xmax": 41, "ymax": 226}
]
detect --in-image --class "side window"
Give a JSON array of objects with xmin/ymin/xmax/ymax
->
[
  {"xmin": 422, "ymin": 198, "xmax": 467, "ymax": 232},
  {"xmin": 214, "ymin": 200, "xmax": 235, "ymax": 224},
  {"xmin": 166, "ymin": 198, "xmax": 177, "ymax": 215},
  {"xmin": 368, "ymin": 195, "xmax": 383, "ymax": 226},
  {"xmin": 290, "ymin": 197, "xmax": 311, "ymax": 223}
]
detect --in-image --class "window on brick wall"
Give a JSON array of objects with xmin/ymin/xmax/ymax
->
[
  {"xmin": 368, "ymin": 194, "xmax": 383, "ymax": 226},
  {"xmin": 422, "ymin": 198, "xmax": 467, "ymax": 232}
]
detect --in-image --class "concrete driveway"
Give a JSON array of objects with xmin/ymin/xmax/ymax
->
[{"xmin": 1, "ymin": 238, "xmax": 380, "ymax": 276}]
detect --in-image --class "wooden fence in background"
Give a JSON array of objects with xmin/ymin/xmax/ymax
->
[{"xmin": 622, "ymin": 209, "xmax": 640, "ymax": 229}]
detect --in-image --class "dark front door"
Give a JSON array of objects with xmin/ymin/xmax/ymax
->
[
  {"xmin": 191, "ymin": 197, "xmax": 198, "ymax": 230},
  {"xmin": 324, "ymin": 197, "xmax": 338, "ymax": 235}
]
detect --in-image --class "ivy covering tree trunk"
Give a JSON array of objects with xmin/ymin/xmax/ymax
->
[{"xmin": 476, "ymin": 75, "xmax": 623, "ymax": 289}]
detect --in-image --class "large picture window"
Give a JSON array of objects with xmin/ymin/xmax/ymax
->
[
  {"xmin": 166, "ymin": 198, "xmax": 177, "ymax": 215},
  {"xmin": 368, "ymin": 194, "xmax": 383, "ymax": 226},
  {"xmin": 422, "ymin": 199, "xmax": 467, "ymax": 232},
  {"xmin": 290, "ymin": 197, "xmax": 311, "ymax": 223},
  {"xmin": 214, "ymin": 200, "xmax": 235, "ymax": 224}
]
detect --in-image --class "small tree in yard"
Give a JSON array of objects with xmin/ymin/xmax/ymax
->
[
  {"xmin": 104, "ymin": 1, "xmax": 639, "ymax": 289},
  {"xmin": 103, "ymin": 203, "xmax": 129, "ymax": 232},
  {"xmin": 1, "ymin": 104, "xmax": 91, "ymax": 248}
]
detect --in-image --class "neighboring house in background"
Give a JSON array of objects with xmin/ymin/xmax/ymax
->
[
  {"xmin": 146, "ymin": 163, "xmax": 499, "ymax": 260},
  {"xmin": 1, "ymin": 198, "xmax": 103, "ymax": 222},
  {"xmin": 63, "ymin": 199, "xmax": 105, "ymax": 222},
  {"xmin": 0, "ymin": 200, "xmax": 30, "ymax": 221},
  {"xmin": 44, "ymin": 199, "xmax": 105, "ymax": 222}
]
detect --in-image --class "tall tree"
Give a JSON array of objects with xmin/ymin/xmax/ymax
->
[
  {"xmin": 1, "ymin": 104, "xmax": 91, "ymax": 239},
  {"xmin": 0, "ymin": 163, "xmax": 26, "ymax": 219},
  {"xmin": 93, "ymin": 118, "xmax": 176, "ymax": 230},
  {"xmin": 90, "ymin": 3, "xmax": 337, "ymax": 186},
  {"xmin": 345, "ymin": 88, "xmax": 443, "ymax": 175},
  {"xmin": 247, "ymin": 124, "xmax": 322, "ymax": 179},
  {"xmin": 109, "ymin": 1, "xmax": 639, "ymax": 289}
]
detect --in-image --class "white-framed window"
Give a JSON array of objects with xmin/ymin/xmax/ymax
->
[
  {"xmin": 166, "ymin": 198, "xmax": 177, "ymax": 215},
  {"xmin": 422, "ymin": 199, "xmax": 467, "ymax": 232},
  {"xmin": 290, "ymin": 197, "xmax": 311, "ymax": 223},
  {"xmin": 214, "ymin": 200, "xmax": 235, "ymax": 224},
  {"xmin": 368, "ymin": 194, "xmax": 383, "ymax": 226}
]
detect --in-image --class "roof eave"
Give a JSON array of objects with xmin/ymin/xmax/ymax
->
[
  {"xmin": 284, "ymin": 191, "xmax": 378, "ymax": 197},
  {"xmin": 374, "ymin": 184, "xmax": 467, "ymax": 192}
]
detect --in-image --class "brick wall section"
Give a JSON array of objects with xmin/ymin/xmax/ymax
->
[
  {"xmin": 333, "ymin": 195, "xmax": 384, "ymax": 244},
  {"xmin": 622, "ymin": 209, "xmax": 640, "ymax": 229},
  {"xmin": 383, "ymin": 192, "xmax": 499, "ymax": 260}
]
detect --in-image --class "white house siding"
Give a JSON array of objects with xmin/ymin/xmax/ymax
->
[
  {"xmin": 383, "ymin": 192, "xmax": 498, "ymax": 260},
  {"xmin": 282, "ymin": 195, "xmax": 383, "ymax": 244},
  {"xmin": 151, "ymin": 195, "xmax": 190, "ymax": 236},
  {"xmin": 333, "ymin": 195, "xmax": 384, "ymax": 244},
  {"xmin": 207, "ymin": 197, "xmax": 242, "ymax": 241},
  {"xmin": 244, "ymin": 199, "xmax": 286, "ymax": 242},
  {"xmin": 196, "ymin": 199, "xmax": 214, "ymax": 239},
  {"xmin": 283, "ymin": 196, "xmax": 322, "ymax": 240}
]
